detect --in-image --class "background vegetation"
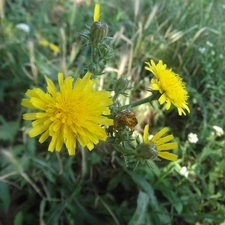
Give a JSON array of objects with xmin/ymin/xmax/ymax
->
[{"xmin": 1, "ymin": 0, "xmax": 225, "ymax": 224}]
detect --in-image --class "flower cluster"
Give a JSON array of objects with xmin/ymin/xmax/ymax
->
[{"xmin": 21, "ymin": 3, "xmax": 190, "ymax": 170}]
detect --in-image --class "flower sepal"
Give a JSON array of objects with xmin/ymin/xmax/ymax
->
[{"xmin": 135, "ymin": 143, "xmax": 160, "ymax": 161}]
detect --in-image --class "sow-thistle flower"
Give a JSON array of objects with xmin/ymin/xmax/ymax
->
[
  {"xmin": 21, "ymin": 72, "xmax": 113, "ymax": 155},
  {"xmin": 139, "ymin": 124, "xmax": 178, "ymax": 161},
  {"xmin": 145, "ymin": 60, "xmax": 190, "ymax": 116}
]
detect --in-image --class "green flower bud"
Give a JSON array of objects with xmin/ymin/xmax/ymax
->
[
  {"xmin": 114, "ymin": 76, "xmax": 130, "ymax": 94},
  {"xmin": 136, "ymin": 143, "xmax": 158, "ymax": 160},
  {"xmin": 90, "ymin": 21, "xmax": 109, "ymax": 43}
]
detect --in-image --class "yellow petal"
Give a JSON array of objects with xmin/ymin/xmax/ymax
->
[
  {"xmin": 157, "ymin": 142, "xmax": 178, "ymax": 150},
  {"xmin": 23, "ymin": 113, "xmax": 37, "ymax": 120},
  {"xmin": 21, "ymin": 99, "xmax": 36, "ymax": 109},
  {"xmin": 143, "ymin": 124, "xmax": 149, "ymax": 144},
  {"xmin": 158, "ymin": 152, "xmax": 178, "ymax": 161},
  {"xmin": 30, "ymin": 97, "xmax": 47, "ymax": 110},
  {"xmin": 58, "ymin": 72, "xmax": 64, "ymax": 88},
  {"xmin": 94, "ymin": 3, "xmax": 100, "ymax": 22},
  {"xmin": 65, "ymin": 131, "xmax": 76, "ymax": 155},
  {"xmin": 158, "ymin": 93, "xmax": 167, "ymax": 105},
  {"xmin": 55, "ymin": 131, "xmax": 64, "ymax": 151},
  {"xmin": 45, "ymin": 75, "xmax": 57, "ymax": 95},
  {"xmin": 165, "ymin": 100, "xmax": 171, "ymax": 110},
  {"xmin": 156, "ymin": 134, "xmax": 174, "ymax": 145},
  {"xmin": 39, "ymin": 129, "xmax": 49, "ymax": 143},
  {"xmin": 151, "ymin": 79, "xmax": 160, "ymax": 91},
  {"xmin": 28, "ymin": 124, "xmax": 49, "ymax": 137},
  {"xmin": 25, "ymin": 88, "xmax": 43, "ymax": 98},
  {"xmin": 32, "ymin": 118, "xmax": 48, "ymax": 127},
  {"xmin": 87, "ymin": 142, "xmax": 94, "ymax": 150},
  {"xmin": 151, "ymin": 127, "xmax": 168, "ymax": 143}
]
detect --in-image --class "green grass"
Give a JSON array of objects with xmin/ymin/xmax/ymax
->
[{"xmin": 1, "ymin": 0, "xmax": 225, "ymax": 224}]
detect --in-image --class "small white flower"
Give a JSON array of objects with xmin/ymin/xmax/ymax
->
[
  {"xmin": 180, "ymin": 166, "xmax": 189, "ymax": 178},
  {"xmin": 212, "ymin": 126, "xmax": 224, "ymax": 137},
  {"xmin": 211, "ymin": 50, "xmax": 215, "ymax": 55},
  {"xmin": 188, "ymin": 133, "xmax": 198, "ymax": 143},
  {"xmin": 199, "ymin": 47, "xmax": 206, "ymax": 54},
  {"xmin": 16, "ymin": 23, "xmax": 30, "ymax": 33},
  {"xmin": 206, "ymin": 41, "xmax": 213, "ymax": 47}
]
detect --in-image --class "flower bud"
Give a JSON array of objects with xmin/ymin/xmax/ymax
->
[
  {"xmin": 136, "ymin": 143, "xmax": 158, "ymax": 160},
  {"xmin": 90, "ymin": 21, "xmax": 109, "ymax": 43},
  {"xmin": 114, "ymin": 76, "xmax": 130, "ymax": 94}
]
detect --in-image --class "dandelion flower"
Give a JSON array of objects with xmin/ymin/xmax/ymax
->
[
  {"xmin": 39, "ymin": 40, "xmax": 49, "ymax": 47},
  {"xmin": 145, "ymin": 60, "xmax": 190, "ymax": 116},
  {"xmin": 21, "ymin": 72, "xmax": 113, "ymax": 155},
  {"xmin": 49, "ymin": 43, "xmax": 60, "ymax": 53},
  {"xmin": 142, "ymin": 124, "xmax": 178, "ymax": 161},
  {"xmin": 94, "ymin": 3, "xmax": 100, "ymax": 22}
]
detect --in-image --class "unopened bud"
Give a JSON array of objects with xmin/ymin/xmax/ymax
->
[
  {"xmin": 90, "ymin": 21, "xmax": 109, "ymax": 43},
  {"xmin": 114, "ymin": 76, "xmax": 130, "ymax": 94},
  {"xmin": 136, "ymin": 143, "xmax": 158, "ymax": 160}
]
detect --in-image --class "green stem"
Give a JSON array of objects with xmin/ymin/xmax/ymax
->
[
  {"xmin": 124, "ymin": 95, "xmax": 154, "ymax": 108},
  {"xmin": 91, "ymin": 46, "xmax": 96, "ymax": 63},
  {"xmin": 81, "ymin": 146, "xmax": 87, "ymax": 179}
]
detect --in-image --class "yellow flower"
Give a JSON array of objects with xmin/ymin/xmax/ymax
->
[
  {"xmin": 145, "ymin": 60, "xmax": 190, "ymax": 116},
  {"xmin": 142, "ymin": 124, "xmax": 178, "ymax": 161},
  {"xmin": 39, "ymin": 40, "xmax": 49, "ymax": 47},
  {"xmin": 49, "ymin": 43, "xmax": 60, "ymax": 53},
  {"xmin": 94, "ymin": 3, "xmax": 100, "ymax": 22},
  {"xmin": 21, "ymin": 72, "xmax": 113, "ymax": 155}
]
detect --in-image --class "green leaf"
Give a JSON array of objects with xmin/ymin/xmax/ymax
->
[
  {"xmin": 13, "ymin": 211, "xmax": 24, "ymax": 225},
  {"xmin": 156, "ymin": 184, "xmax": 183, "ymax": 213},
  {"xmin": 129, "ymin": 191, "xmax": 149, "ymax": 225},
  {"xmin": 0, "ymin": 115, "xmax": 19, "ymax": 143},
  {"xmin": 123, "ymin": 167, "xmax": 158, "ymax": 207},
  {"xmin": 0, "ymin": 182, "xmax": 10, "ymax": 209}
]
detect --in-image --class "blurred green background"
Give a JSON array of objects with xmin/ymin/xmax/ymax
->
[{"xmin": 1, "ymin": 0, "xmax": 225, "ymax": 224}]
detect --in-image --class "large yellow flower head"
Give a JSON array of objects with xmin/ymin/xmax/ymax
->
[
  {"xmin": 145, "ymin": 60, "xmax": 190, "ymax": 116},
  {"xmin": 21, "ymin": 72, "xmax": 113, "ymax": 155},
  {"xmin": 142, "ymin": 124, "xmax": 178, "ymax": 161}
]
